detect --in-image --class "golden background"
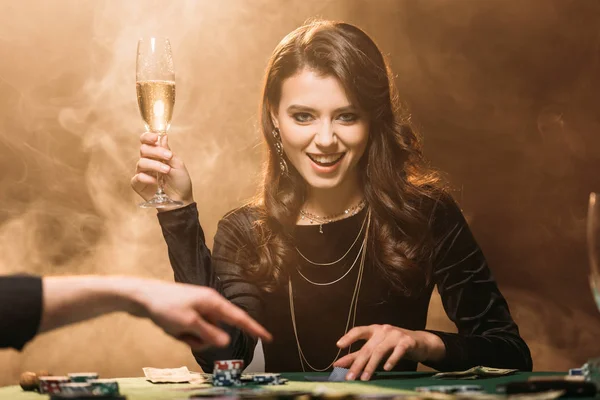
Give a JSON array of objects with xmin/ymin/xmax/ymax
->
[{"xmin": 1, "ymin": 0, "xmax": 599, "ymax": 385}]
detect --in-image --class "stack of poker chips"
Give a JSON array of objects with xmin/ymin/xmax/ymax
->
[
  {"xmin": 20, "ymin": 370, "xmax": 121, "ymax": 397},
  {"xmin": 39, "ymin": 376, "xmax": 70, "ymax": 394},
  {"xmin": 252, "ymin": 373, "xmax": 287, "ymax": 386},
  {"xmin": 580, "ymin": 358, "xmax": 600, "ymax": 385},
  {"xmin": 88, "ymin": 379, "xmax": 120, "ymax": 395},
  {"xmin": 213, "ymin": 360, "xmax": 244, "ymax": 387},
  {"xmin": 68, "ymin": 372, "xmax": 99, "ymax": 382},
  {"xmin": 54, "ymin": 373, "xmax": 100, "ymax": 395},
  {"xmin": 60, "ymin": 382, "xmax": 95, "ymax": 395}
]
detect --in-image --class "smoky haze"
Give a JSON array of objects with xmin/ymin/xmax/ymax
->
[{"xmin": 0, "ymin": 0, "xmax": 599, "ymax": 385}]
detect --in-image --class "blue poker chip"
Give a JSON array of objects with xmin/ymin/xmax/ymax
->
[
  {"xmin": 212, "ymin": 373, "xmax": 242, "ymax": 387},
  {"xmin": 253, "ymin": 373, "xmax": 280, "ymax": 382},
  {"xmin": 250, "ymin": 373, "xmax": 288, "ymax": 386},
  {"xmin": 416, "ymin": 385, "xmax": 484, "ymax": 394},
  {"xmin": 212, "ymin": 368, "xmax": 242, "ymax": 387},
  {"xmin": 569, "ymin": 368, "xmax": 584, "ymax": 376}
]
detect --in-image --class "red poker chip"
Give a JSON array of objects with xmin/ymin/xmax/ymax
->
[
  {"xmin": 214, "ymin": 360, "xmax": 244, "ymax": 370},
  {"xmin": 39, "ymin": 376, "xmax": 70, "ymax": 394}
]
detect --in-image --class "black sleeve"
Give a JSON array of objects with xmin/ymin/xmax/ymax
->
[
  {"xmin": 0, "ymin": 275, "xmax": 43, "ymax": 350},
  {"xmin": 158, "ymin": 203, "xmax": 261, "ymax": 372},
  {"xmin": 421, "ymin": 195, "xmax": 533, "ymax": 372}
]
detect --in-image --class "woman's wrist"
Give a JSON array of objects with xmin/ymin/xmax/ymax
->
[
  {"xmin": 156, "ymin": 198, "xmax": 195, "ymax": 213},
  {"xmin": 415, "ymin": 330, "xmax": 446, "ymax": 363}
]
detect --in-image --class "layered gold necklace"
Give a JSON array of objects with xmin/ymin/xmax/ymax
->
[
  {"xmin": 299, "ymin": 199, "xmax": 367, "ymax": 234},
  {"xmin": 289, "ymin": 208, "xmax": 371, "ymax": 372}
]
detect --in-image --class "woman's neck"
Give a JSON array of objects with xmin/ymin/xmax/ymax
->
[{"xmin": 302, "ymin": 176, "xmax": 364, "ymax": 220}]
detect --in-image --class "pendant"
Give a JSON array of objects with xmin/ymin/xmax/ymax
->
[{"xmin": 319, "ymin": 224, "xmax": 323, "ymax": 234}]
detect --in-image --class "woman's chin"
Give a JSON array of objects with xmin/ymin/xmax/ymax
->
[{"xmin": 303, "ymin": 176, "xmax": 343, "ymax": 191}]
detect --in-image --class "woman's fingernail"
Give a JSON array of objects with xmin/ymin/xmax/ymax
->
[
  {"xmin": 361, "ymin": 372, "xmax": 370, "ymax": 381},
  {"xmin": 163, "ymin": 150, "xmax": 172, "ymax": 159},
  {"xmin": 346, "ymin": 372, "xmax": 355, "ymax": 381},
  {"xmin": 161, "ymin": 164, "xmax": 170, "ymax": 172},
  {"xmin": 384, "ymin": 363, "xmax": 391, "ymax": 371}
]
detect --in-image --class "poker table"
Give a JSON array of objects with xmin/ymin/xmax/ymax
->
[{"xmin": 0, "ymin": 371, "xmax": 595, "ymax": 400}]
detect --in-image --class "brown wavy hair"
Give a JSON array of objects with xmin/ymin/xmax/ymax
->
[{"xmin": 239, "ymin": 19, "xmax": 445, "ymax": 295}]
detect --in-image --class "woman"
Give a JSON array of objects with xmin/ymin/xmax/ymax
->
[{"xmin": 131, "ymin": 20, "xmax": 532, "ymax": 380}]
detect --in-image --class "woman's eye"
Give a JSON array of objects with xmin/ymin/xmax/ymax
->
[
  {"xmin": 292, "ymin": 112, "xmax": 314, "ymax": 123},
  {"xmin": 338, "ymin": 113, "xmax": 358, "ymax": 123}
]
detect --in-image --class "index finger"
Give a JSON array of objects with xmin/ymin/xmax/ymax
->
[
  {"xmin": 206, "ymin": 297, "xmax": 273, "ymax": 342},
  {"xmin": 140, "ymin": 131, "xmax": 159, "ymax": 145},
  {"xmin": 337, "ymin": 326, "xmax": 371, "ymax": 348}
]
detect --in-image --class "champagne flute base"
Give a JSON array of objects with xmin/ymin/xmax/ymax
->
[{"xmin": 139, "ymin": 194, "xmax": 184, "ymax": 209}]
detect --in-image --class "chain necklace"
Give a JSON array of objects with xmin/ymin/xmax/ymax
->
[
  {"xmin": 295, "ymin": 211, "xmax": 367, "ymax": 267},
  {"xmin": 299, "ymin": 199, "xmax": 366, "ymax": 234},
  {"xmin": 296, "ymin": 238, "xmax": 365, "ymax": 286},
  {"xmin": 289, "ymin": 209, "xmax": 371, "ymax": 372}
]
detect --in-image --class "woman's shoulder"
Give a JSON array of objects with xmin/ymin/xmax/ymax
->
[
  {"xmin": 430, "ymin": 189, "xmax": 462, "ymax": 214},
  {"xmin": 212, "ymin": 205, "xmax": 259, "ymax": 252},
  {"xmin": 409, "ymin": 185, "xmax": 464, "ymax": 228},
  {"xmin": 421, "ymin": 188, "xmax": 469, "ymax": 237},
  {"xmin": 221, "ymin": 203, "xmax": 261, "ymax": 226},
  {"xmin": 215, "ymin": 203, "xmax": 263, "ymax": 242}
]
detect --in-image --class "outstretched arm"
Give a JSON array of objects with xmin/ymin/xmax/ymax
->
[{"xmin": 0, "ymin": 275, "xmax": 271, "ymax": 351}]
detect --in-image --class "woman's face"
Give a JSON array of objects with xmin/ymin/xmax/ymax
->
[{"xmin": 273, "ymin": 68, "xmax": 369, "ymax": 191}]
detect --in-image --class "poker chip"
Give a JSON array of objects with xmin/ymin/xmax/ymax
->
[
  {"xmin": 212, "ymin": 360, "xmax": 245, "ymax": 387},
  {"xmin": 416, "ymin": 384, "xmax": 484, "ymax": 394},
  {"xmin": 214, "ymin": 360, "xmax": 245, "ymax": 371},
  {"xmin": 268, "ymin": 378, "xmax": 289, "ymax": 386},
  {"xmin": 59, "ymin": 382, "xmax": 93, "ymax": 394},
  {"xmin": 67, "ymin": 373, "xmax": 99, "ymax": 382},
  {"xmin": 39, "ymin": 376, "xmax": 70, "ymax": 394},
  {"xmin": 569, "ymin": 368, "xmax": 584, "ymax": 376},
  {"xmin": 582, "ymin": 358, "xmax": 600, "ymax": 382},
  {"xmin": 212, "ymin": 373, "xmax": 243, "ymax": 387},
  {"xmin": 88, "ymin": 378, "xmax": 120, "ymax": 395},
  {"xmin": 252, "ymin": 373, "xmax": 284, "ymax": 385}
]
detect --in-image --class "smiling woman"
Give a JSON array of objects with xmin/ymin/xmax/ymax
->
[
  {"xmin": 131, "ymin": 19, "xmax": 533, "ymax": 380},
  {"xmin": 274, "ymin": 70, "xmax": 369, "ymax": 204}
]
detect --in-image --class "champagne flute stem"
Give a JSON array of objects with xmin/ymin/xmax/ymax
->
[
  {"xmin": 156, "ymin": 171, "xmax": 166, "ymax": 196},
  {"xmin": 155, "ymin": 133, "xmax": 166, "ymax": 196}
]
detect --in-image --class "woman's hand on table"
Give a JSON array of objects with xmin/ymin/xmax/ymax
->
[{"xmin": 334, "ymin": 324, "xmax": 446, "ymax": 381}]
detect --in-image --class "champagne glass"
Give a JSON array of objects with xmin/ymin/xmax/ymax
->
[
  {"xmin": 586, "ymin": 192, "xmax": 600, "ymax": 311},
  {"xmin": 136, "ymin": 37, "xmax": 183, "ymax": 208}
]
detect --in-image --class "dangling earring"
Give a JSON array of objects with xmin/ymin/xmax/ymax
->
[{"xmin": 272, "ymin": 127, "xmax": 288, "ymax": 175}]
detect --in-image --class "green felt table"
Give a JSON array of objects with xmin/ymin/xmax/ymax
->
[{"xmin": 0, "ymin": 372, "xmax": 595, "ymax": 400}]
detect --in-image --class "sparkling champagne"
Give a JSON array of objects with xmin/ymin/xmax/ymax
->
[{"xmin": 136, "ymin": 80, "xmax": 176, "ymax": 133}]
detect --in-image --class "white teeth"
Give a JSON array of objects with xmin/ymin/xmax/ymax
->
[{"xmin": 309, "ymin": 153, "xmax": 343, "ymax": 164}]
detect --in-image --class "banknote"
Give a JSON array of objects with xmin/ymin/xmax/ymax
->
[
  {"xmin": 143, "ymin": 366, "xmax": 208, "ymax": 384},
  {"xmin": 433, "ymin": 366, "xmax": 518, "ymax": 379}
]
